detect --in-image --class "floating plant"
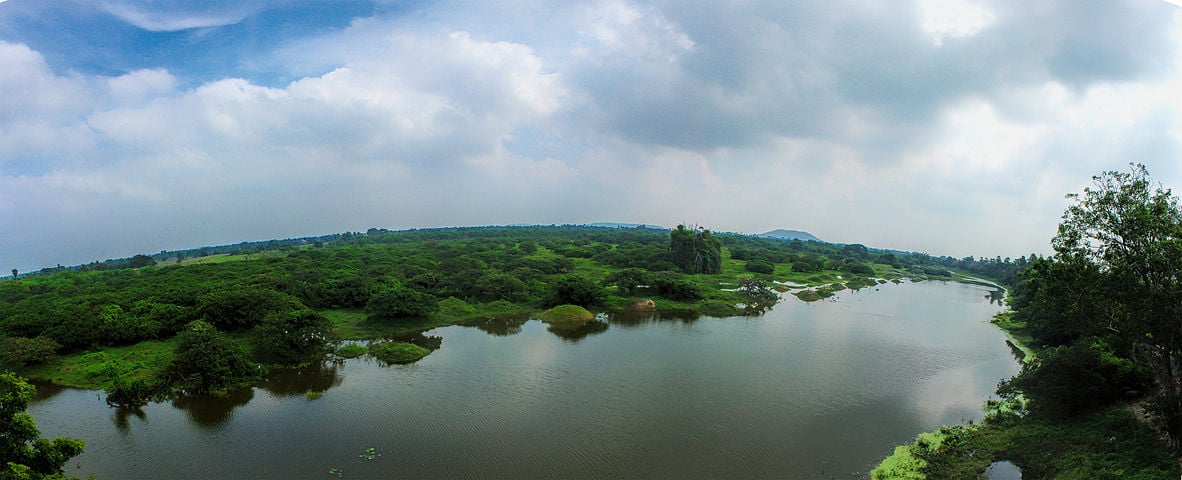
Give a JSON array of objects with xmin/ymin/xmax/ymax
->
[{"xmin": 358, "ymin": 447, "xmax": 381, "ymax": 461}]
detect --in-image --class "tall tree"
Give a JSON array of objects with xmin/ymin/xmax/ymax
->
[
  {"xmin": 670, "ymin": 225, "xmax": 723, "ymax": 274},
  {"xmin": 1052, "ymin": 163, "xmax": 1182, "ymax": 445}
]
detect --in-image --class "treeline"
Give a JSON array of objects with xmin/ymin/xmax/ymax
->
[{"xmin": 1, "ymin": 224, "xmax": 1024, "ymax": 407}]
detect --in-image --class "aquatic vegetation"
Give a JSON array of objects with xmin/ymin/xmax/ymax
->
[
  {"xmin": 367, "ymin": 341, "xmax": 431, "ymax": 365},
  {"xmin": 334, "ymin": 344, "xmax": 367, "ymax": 359},
  {"xmin": 358, "ymin": 447, "xmax": 381, "ymax": 460},
  {"xmin": 305, "ymin": 391, "xmax": 323, "ymax": 400}
]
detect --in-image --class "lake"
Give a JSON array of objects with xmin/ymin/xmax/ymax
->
[{"xmin": 28, "ymin": 280, "xmax": 1017, "ymax": 479}]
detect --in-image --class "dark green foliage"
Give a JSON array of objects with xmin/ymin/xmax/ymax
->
[
  {"xmin": 0, "ymin": 337, "xmax": 59, "ymax": 366},
  {"xmin": 365, "ymin": 287, "xmax": 440, "ymax": 321},
  {"xmin": 1008, "ymin": 164, "xmax": 1182, "ymax": 445},
  {"xmin": 843, "ymin": 262, "xmax": 873, "ymax": 275},
  {"xmin": 648, "ymin": 271, "xmax": 702, "ymax": 301},
  {"xmin": 0, "ymin": 372, "xmax": 84, "ymax": 478},
  {"xmin": 196, "ymin": 287, "xmax": 302, "ymax": 330},
  {"xmin": 670, "ymin": 225, "xmax": 722, "ymax": 274},
  {"xmin": 546, "ymin": 275, "xmax": 605, "ymax": 307},
  {"xmin": 171, "ymin": 321, "xmax": 257, "ymax": 395},
  {"xmin": 743, "ymin": 260, "xmax": 775, "ymax": 275},
  {"xmin": 474, "ymin": 272, "xmax": 528, "ymax": 302},
  {"xmin": 603, "ymin": 268, "xmax": 649, "ymax": 295},
  {"xmin": 105, "ymin": 377, "xmax": 163, "ymax": 408},
  {"xmin": 909, "ymin": 406, "xmax": 1179, "ymax": 480},
  {"xmin": 252, "ymin": 309, "xmax": 337, "ymax": 364},
  {"xmin": 125, "ymin": 254, "xmax": 156, "ymax": 269},
  {"xmin": 999, "ymin": 340, "xmax": 1146, "ymax": 416}
]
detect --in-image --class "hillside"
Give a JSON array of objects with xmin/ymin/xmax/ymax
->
[{"xmin": 758, "ymin": 229, "xmax": 823, "ymax": 243}]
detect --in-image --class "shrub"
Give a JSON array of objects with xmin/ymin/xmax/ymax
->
[
  {"xmin": 365, "ymin": 287, "xmax": 440, "ymax": 321},
  {"xmin": 368, "ymin": 342, "xmax": 431, "ymax": 365},
  {"xmin": 744, "ymin": 260, "xmax": 775, "ymax": 274},
  {"xmin": 0, "ymin": 336, "xmax": 59, "ymax": 366},
  {"xmin": 546, "ymin": 275, "xmax": 606, "ymax": 307}
]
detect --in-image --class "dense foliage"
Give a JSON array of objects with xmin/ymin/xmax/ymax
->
[
  {"xmin": 1, "ymin": 224, "xmax": 1020, "ymax": 415},
  {"xmin": 670, "ymin": 225, "xmax": 723, "ymax": 274},
  {"xmin": 1, "ymin": 372, "xmax": 84, "ymax": 479},
  {"xmin": 1003, "ymin": 164, "xmax": 1182, "ymax": 446}
]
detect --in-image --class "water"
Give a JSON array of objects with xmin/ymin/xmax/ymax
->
[{"xmin": 28, "ymin": 280, "xmax": 1017, "ymax": 479}]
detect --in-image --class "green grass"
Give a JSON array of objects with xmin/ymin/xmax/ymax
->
[
  {"xmin": 367, "ymin": 342, "xmax": 431, "ymax": 365},
  {"xmin": 538, "ymin": 304, "xmax": 594, "ymax": 327},
  {"xmin": 14, "ymin": 338, "xmax": 178, "ymax": 389},
  {"xmin": 334, "ymin": 343, "xmax": 367, "ymax": 359}
]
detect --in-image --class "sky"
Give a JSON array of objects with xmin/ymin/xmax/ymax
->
[{"xmin": 1, "ymin": 0, "xmax": 1181, "ymax": 272}]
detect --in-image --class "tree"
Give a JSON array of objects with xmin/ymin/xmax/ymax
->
[
  {"xmin": 365, "ymin": 287, "xmax": 440, "ymax": 321},
  {"xmin": 670, "ymin": 225, "xmax": 723, "ymax": 274},
  {"xmin": 737, "ymin": 276, "xmax": 779, "ymax": 314},
  {"xmin": 252, "ymin": 309, "xmax": 336, "ymax": 364},
  {"xmin": 1, "ymin": 372, "xmax": 84, "ymax": 478},
  {"xmin": 9, "ymin": 269, "xmax": 15, "ymax": 280},
  {"xmin": 546, "ymin": 275, "xmax": 606, "ymax": 307},
  {"xmin": 171, "ymin": 321, "xmax": 258, "ymax": 395},
  {"xmin": 1049, "ymin": 164, "xmax": 1182, "ymax": 445},
  {"xmin": 603, "ymin": 268, "xmax": 649, "ymax": 295},
  {"xmin": 744, "ymin": 260, "xmax": 775, "ymax": 275}
]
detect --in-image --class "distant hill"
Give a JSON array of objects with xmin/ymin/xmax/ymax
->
[{"xmin": 758, "ymin": 229, "xmax": 823, "ymax": 243}]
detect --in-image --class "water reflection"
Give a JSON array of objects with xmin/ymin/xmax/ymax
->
[
  {"xmin": 171, "ymin": 388, "xmax": 254, "ymax": 428},
  {"xmin": 112, "ymin": 407, "xmax": 146, "ymax": 434},
  {"xmin": 30, "ymin": 381, "xmax": 69, "ymax": 404},
  {"xmin": 463, "ymin": 314, "xmax": 529, "ymax": 336},
  {"xmin": 259, "ymin": 361, "xmax": 344, "ymax": 397},
  {"xmin": 607, "ymin": 309, "xmax": 701, "ymax": 328},
  {"xmin": 546, "ymin": 320, "xmax": 610, "ymax": 341}
]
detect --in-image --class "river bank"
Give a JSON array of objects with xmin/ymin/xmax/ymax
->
[{"xmin": 870, "ymin": 311, "xmax": 1179, "ymax": 479}]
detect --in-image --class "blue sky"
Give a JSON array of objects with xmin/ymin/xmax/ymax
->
[{"xmin": 1, "ymin": 0, "xmax": 1181, "ymax": 272}]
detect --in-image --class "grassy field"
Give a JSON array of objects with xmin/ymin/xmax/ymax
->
[{"xmin": 15, "ymin": 338, "xmax": 179, "ymax": 390}]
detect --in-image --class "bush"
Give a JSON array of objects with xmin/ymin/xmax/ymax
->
[
  {"xmin": 0, "ymin": 336, "xmax": 59, "ymax": 366},
  {"xmin": 252, "ymin": 309, "xmax": 336, "ymax": 364},
  {"xmin": 744, "ymin": 260, "xmax": 775, "ymax": 274},
  {"xmin": 365, "ymin": 287, "xmax": 440, "ymax": 321},
  {"xmin": 546, "ymin": 275, "xmax": 606, "ymax": 307},
  {"xmin": 171, "ymin": 321, "xmax": 258, "ymax": 395},
  {"xmin": 999, "ymin": 339, "xmax": 1146, "ymax": 416},
  {"xmin": 649, "ymin": 272, "xmax": 702, "ymax": 301}
]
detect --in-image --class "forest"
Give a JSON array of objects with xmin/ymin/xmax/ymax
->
[{"xmin": 2, "ymin": 223, "xmax": 1025, "ymax": 478}]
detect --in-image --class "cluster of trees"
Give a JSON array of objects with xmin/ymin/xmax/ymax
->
[
  {"xmin": 670, "ymin": 225, "xmax": 723, "ymax": 274},
  {"xmin": 1001, "ymin": 164, "xmax": 1182, "ymax": 446},
  {"xmin": 1, "ymin": 223, "xmax": 1025, "ymax": 409},
  {"xmin": 2, "ymin": 372, "xmax": 84, "ymax": 478}
]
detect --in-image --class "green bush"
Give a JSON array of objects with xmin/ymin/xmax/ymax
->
[
  {"xmin": 744, "ymin": 260, "xmax": 775, "ymax": 275},
  {"xmin": 365, "ymin": 287, "xmax": 440, "ymax": 321},
  {"xmin": 368, "ymin": 342, "xmax": 431, "ymax": 364}
]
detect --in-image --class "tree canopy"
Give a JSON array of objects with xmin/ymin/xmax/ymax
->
[{"xmin": 1, "ymin": 372, "xmax": 84, "ymax": 479}]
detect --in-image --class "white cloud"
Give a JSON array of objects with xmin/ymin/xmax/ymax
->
[
  {"xmin": 97, "ymin": 1, "xmax": 258, "ymax": 32},
  {"xmin": 1, "ymin": 0, "xmax": 1181, "ymax": 271}
]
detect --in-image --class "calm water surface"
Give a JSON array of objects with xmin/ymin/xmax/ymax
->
[{"xmin": 29, "ymin": 281, "xmax": 1017, "ymax": 479}]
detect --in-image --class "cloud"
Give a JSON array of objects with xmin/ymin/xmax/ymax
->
[
  {"xmin": 0, "ymin": 0, "xmax": 1180, "ymax": 271},
  {"xmin": 97, "ymin": 1, "xmax": 261, "ymax": 32}
]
